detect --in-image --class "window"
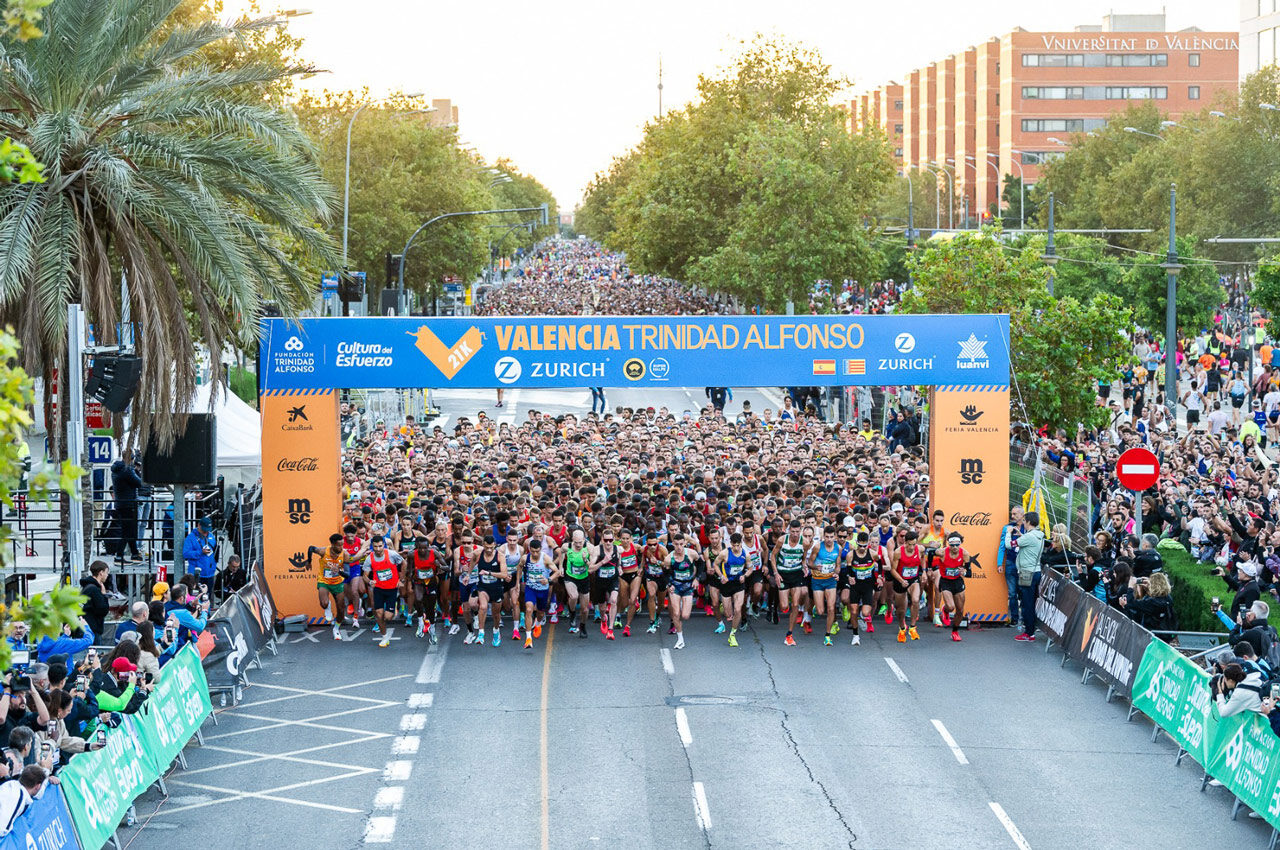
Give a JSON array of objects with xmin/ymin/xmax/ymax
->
[
  {"xmin": 1189, "ymin": 85, "xmax": 1201, "ymax": 100},
  {"xmin": 1022, "ymin": 86, "xmax": 1085, "ymax": 100},
  {"xmin": 1104, "ymin": 53, "xmax": 1168, "ymax": 66},
  {"xmin": 1189, "ymin": 53, "xmax": 1200, "ymax": 67},
  {"xmin": 1019, "ymin": 151, "xmax": 1066, "ymax": 165},
  {"xmin": 894, "ymin": 147, "xmax": 904, "ymax": 157},
  {"xmin": 1022, "ymin": 53, "xmax": 1084, "ymax": 67},
  {"xmin": 1104, "ymin": 86, "xmax": 1167, "ymax": 100},
  {"xmin": 1020, "ymin": 118, "xmax": 1107, "ymax": 133},
  {"xmin": 894, "ymin": 123, "xmax": 904, "ymax": 134},
  {"xmin": 894, "ymin": 99, "xmax": 903, "ymax": 110}
]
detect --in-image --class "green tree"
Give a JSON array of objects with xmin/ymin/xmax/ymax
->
[
  {"xmin": 1117, "ymin": 236, "xmax": 1221, "ymax": 333},
  {"xmin": 576, "ymin": 150, "xmax": 637, "ymax": 246},
  {"xmin": 294, "ymin": 90, "xmax": 491, "ymax": 310},
  {"xmin": 1015, "ymin": 232, "xmax": 1124, "ymax": 304},
  {"xmin": 599, "ymin": 37, "xmax": 893, "ymax": 308},
  {"xmin": 0, "ymin": 0, "xmax": 338, "ymax": 450},
  {"xmin": 902, "ymin": 230, "xmax": 1131, "ymax": 429},
  {"xmin": 489, "ymin": 159, "xmax": 557, "ymax": 261},
  {"xmin": 1255, "ymin": 256, "xmax": 1280, "ymax": 338}
]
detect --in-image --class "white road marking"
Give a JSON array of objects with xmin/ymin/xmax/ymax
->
[
  {"xmin": 408, "ymin": 693, "xmax": 434, "ymax": 709},
  {"xmin": 416, "ymin": 640, "xmax": 451, "ymax": 684},
  {"xmin": 931, "ymin": 719, "xmax": 969, "ymax": 765},
  {"xmin": 206, "ymin": 704, "xmax": 396, "ymax": 739},
  {"xmin": 399, "ymin": 714, "xmax": 426, "ymax": 731},
  {"xmin": 373, "ymin": 786, "xmax": 404, "ymax": 810},
  {"xmin": 989, "ymin": 802, "xmax": 1032, "ymax": 850},
  {"xmin": 382, "ymin": 761, "xmax": 413, "ymax": 782},
  {"xmin": 692, "ymin": 781, "xmax": 712, "ymax": 830},
  {"xmin": 184, "ymin": 741, "xmax": 386, "ymax": 776},
  {"xmin": 372, "ymin": 628, "xmax": 400, "ymax": 642},
  {"xmin": 884, "ymin": 657, "xmax": 909, "ymax": 684},
  {"xmin": 339, "ymin": 628, "xmax": 366, "ymax": 642},
  {"xmin": 238, "ymin": 682, "xmax": 404, "ymax": 709},
  {"xmin": 364, "ymin": 815, "xmax": 397, "ymax": 843},
  {"xmin": 675, "ymin": 707, "xmax": 693, "ymax": 747},
  {"xmin": 660, "ymin": 648, "xmax": 674, "ymax": 676},
  {"xmin": 167, "ymin": 775, "xmax": 371, "ymax": 815},
  {"xmin": 390, "ymin": 736, "xmax": 419, "ymax": 755},
  {"xmin": 289, "ymin": 631, "xmax": 319, "ymax": 643}
]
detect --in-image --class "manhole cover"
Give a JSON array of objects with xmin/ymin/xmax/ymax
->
[{"xmin": 665, "ymin": 695, "xmax": 737, "ymax": 706}]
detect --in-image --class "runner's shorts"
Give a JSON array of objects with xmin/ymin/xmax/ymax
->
[
  {"xmin": 524, "ymin": 587, "xmax": 550, "ymax": 611},
  {"xmin": 671, "ymin": 580, "xmax": 695, "ymax": 597},
  {"xmin": 850, "ymin": 578, "xmax": 876, "ymax": 608},
  {"xmin": 721, "ymin": 578, "xmax": 744, "ymax": 596},
  {"xmin": 940, "ymin": 577, "xmax": 966, "ymax": 595},
  {"xmin": 810, "ymin": 577, "xmax": 837, "ymax": 593},
  {"xmin": 778, "ymin": 570, "xmax": 807, "ymax": 590},
  {"xmin": 373, "ymin": 587, "xmax": 399, "ymax": 611}
]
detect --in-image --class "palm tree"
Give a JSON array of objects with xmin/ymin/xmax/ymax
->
[{"xmin": 0, "ymin": 0, "xmax": 337, "ymax": 450}]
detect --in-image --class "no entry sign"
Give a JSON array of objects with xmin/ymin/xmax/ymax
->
[{"xmin": 1117, "ymin": 447, "xmax": 1160, "ymax": 492}]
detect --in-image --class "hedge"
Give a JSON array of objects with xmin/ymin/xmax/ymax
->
[{"xmin": 1162, "ymin": 546, "xmax": 1228, "ymax": 634}]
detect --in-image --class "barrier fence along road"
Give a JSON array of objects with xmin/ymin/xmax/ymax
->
[{"xmin": 1039, "ymin": 567, "xmax": 1280, "ymax": 841}]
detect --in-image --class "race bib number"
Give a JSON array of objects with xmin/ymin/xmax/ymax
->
[
  {"xmin": 376, "ymin": 567, "xmax": 393, "ymax": 583},
  {"xmin": 323, "ymin": 567, "xmax": 340, "ymax": 580},
  {"xmin": 901, "ymin": 567, "xmax": 918, "ymax": 579},
  {"xmin": 416, "ymin": 568, "xmax": 431, "ymax": 580}
]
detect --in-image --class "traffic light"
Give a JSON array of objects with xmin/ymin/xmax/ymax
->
[{"xmin": 385, "ymin": 253, "xmax": 402, "ymax": 287}]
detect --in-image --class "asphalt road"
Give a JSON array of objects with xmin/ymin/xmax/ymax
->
[{"xmin": 119, "ymin": 611, "xmax": 1276, "ymax": 850}]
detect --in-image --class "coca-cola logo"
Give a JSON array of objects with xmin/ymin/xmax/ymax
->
[
  {"xmin": 950, "ymin": 511, "xmax": 992, "ymax": 526},
  {"xmin": 277, "ymin": 457, "xmax": 318, "ymax": 472}
]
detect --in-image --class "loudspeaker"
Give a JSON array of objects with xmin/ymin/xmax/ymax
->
[
  {"xmin": 85, "ymin": 354, "xmax": 142, "ymax": 413},
  {"xmin": 142, "ymin": 413, "xmax": 216, "ymax": 485}
]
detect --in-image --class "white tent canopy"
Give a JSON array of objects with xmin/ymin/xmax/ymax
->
[{"xmin": 191, "ymin": 382, "xmax": 260, "ymax": 468}]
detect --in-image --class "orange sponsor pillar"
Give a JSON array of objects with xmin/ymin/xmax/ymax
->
[
  {"xmin": 260, "ymin": 390, "xmax": 340, "ymax": 620},
  {"xmin": 928, "ymin": 386, "xmax": 1010, "ymax": 622}
]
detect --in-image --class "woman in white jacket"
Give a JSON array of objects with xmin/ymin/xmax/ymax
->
[{"xmin": 1215, "ymin": 662, "xmax": 1266, "ymax": 717}]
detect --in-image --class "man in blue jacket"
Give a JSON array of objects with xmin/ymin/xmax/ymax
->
[
  {"xmin": 35, "ymin": 618, "xmax": 94, "ymax": 664},
  {"xmin": 183, "ymin": 516, "xmax": 217, "ymax": 583}
]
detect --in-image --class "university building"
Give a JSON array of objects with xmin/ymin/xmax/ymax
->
[{"xmin": 851, "ymin": 13, "xmax": 1238, "ymax": 224}]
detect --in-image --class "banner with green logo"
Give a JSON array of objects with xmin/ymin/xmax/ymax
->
[
  {"xmin": 59, "ymin": 713, "xmax": 154, "ymax": 850},
  {"xmin": 61, "ymin": 644, "xmax": 212, "ymax": 848},
  {"xmin": 1130, "ymin": 637, "xmax": 1213, "ymax": 764},
  {"xmin": 1205, "ymin": 710, "xmax": 1280, "ymax": 826}
]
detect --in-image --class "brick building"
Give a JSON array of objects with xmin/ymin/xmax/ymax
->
[{"xmin": 851, "ymin": 13, "xmax": 1239, "ymax": 224}]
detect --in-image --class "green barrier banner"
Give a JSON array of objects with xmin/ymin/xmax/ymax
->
[
  {"xmin": 1131, "ymin": 637, "xmax": 1213, "ymax": 764},
  {"xmin": 140, "ymin": 644, "xmax": 213, "ymax": 773},
  {"xmin": 59, "ymin": 714, "xmax": 153, "ymax": 850},
  {"xmin": 1205, "ymin": 710, "xmax": 1280, "ymax": 827}
]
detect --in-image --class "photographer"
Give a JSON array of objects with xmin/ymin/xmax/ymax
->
[
  {"xmin": 3, "ymin": 728, "xmax": 32, "ymax": 776},
  {"xmin": 1212, "ymin": 552, "xmax": 1262, "ymax": 622},
  {"xmin": 78, "ymin": 561, "xmax": 111, "ymax": 638},
  {"xmin": 1218, "ymin": 600, "xmax": 1277, "ymax": 661},
  {"xmin": 162, "ymin": 584, "xmax": 209, "ymax": 648},
  {"xmin": 1213, "ymin": 662, "xmax": 1265, "ymax": 717},
  {"xmin": 1106, "ymin": 561, "xmax": 1136, "ymax": 610},
  {"xmin": 1131, "ymin": 533, "xmax": 1164, "ymax": 578},
  {"xmin": 1120, "ymin": 572, "xmax": 1176, "ymax": 631},
  {"xmin": 85, "ymin": 649, "xmax": 144, "ymax": 714},
  {"xmin": 33, "ymin": 617, "xmax": 94, "ymax": 665}
]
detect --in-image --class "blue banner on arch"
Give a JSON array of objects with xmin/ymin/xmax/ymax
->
[{"xmin": 259, "ymin": 314, "xmax": 1010, "ymax": 390}]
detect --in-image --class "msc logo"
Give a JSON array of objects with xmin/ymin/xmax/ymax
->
[
  {"xmin": 287, "ymin": 497, "xmax": 312, "ymax": 524},
  {"xmin": 623, "ymin": 358, "xmax": 646, "ymax": 381},
  {"xmin": 287, "ymin": 405, "xmax": 308, "ymax": 423},
  {"xmin": 494, "ymin": 356, "xmax": 522, "ymax": 384},
  {"xmin": 959, "ymin": 458, "xmax": 985, "ymax": 484},
  {"xmin": 287, "ymin": 551, "xmax": 310, "ymax": 572},
  {"xmin": 894, "ymin": 333, "xmax": 916, "ymax": 353},
  {"xmin": 284, "ymin": 336, "xmax": 304, "ymax": 351},
  {"xmin": 960, "ymin": 405, "xmax": 983, "ymax": 425}
]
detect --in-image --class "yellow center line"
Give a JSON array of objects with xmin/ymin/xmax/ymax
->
[{"xmin": 540, "ymin": 622, "xmax": 555, "ymax": 850}]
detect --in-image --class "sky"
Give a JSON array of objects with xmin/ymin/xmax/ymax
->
[{"xmin": 232, "ymin": 1, "xmax": 1237, "ymax": 209}]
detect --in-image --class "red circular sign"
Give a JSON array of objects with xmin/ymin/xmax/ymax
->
[{"xmin": 1116, "ymin": 447, "xmax": 1160, "ymax": 492}]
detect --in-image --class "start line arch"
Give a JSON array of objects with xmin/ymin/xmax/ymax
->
[{"xmin": 258, "ymin": 314, "xmax": 1012, "ymax": 623}]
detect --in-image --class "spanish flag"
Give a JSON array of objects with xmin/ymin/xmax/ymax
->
[{"xmin": 812, "ymin": 359, "xmax": 836, "ymax": 376}]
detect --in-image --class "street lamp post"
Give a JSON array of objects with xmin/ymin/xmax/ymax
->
[
  {"xmin": 902, "ymin": 171, "xmax": 914, "ymax": 288},
  {"xmin": 921, "ymin": 165, "xmax": 942, "ymax": 231},
  {"xmin": 1161, "ymin": 183, "xmax": 1183, "ymax": 420},
  {"xmin": 1042, "ymin": 192, "xmax": 1059, "ymax": 296},
  {"xmin": 998, "ymin": 152, "xmax": 1027, "ymax": 231},
  {"xmin": 967, "ymin": 155, "xmax": 1000, "ymax": 223},
  {"xmin": 930, "ymin": 161, "xmax": 955, "ymax": 230},
  {"xmin": 1123, "ymin": 126, "xmax": 1163, "ymax": 140}
]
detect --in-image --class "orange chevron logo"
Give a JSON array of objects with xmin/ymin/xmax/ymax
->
[
  {"xmin": 408, "ymin": 326, "xmax": 484, "ymax": 379},
  {"xmin": 1079, "ymin": 608, "xmax": 1098, "ymax": 653}
]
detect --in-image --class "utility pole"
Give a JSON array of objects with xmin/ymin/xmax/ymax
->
[
  {"xmin": 657, "ymin": 55, "xmax": 663, "ymax": 119},
  {"xmin": 1042, "ymin": 192, "xmax": 1058, "ymax": 296},
  {"xmin": 1161, "ymin": 183, "xmax": 1183, "ymax": 420}
]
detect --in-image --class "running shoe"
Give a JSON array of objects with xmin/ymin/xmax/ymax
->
[
  {"xmin": 476, "ymin": 629, "xmax": 485, "ymax": 644},
  {"xmin": 704, "ymin": 605, "xmax": 715, "ymax": 617},
  {"xmin": 674, "ymin": 634, "xmax": 685, "ymax": 650},
  {"xmin": 351, "ymin": 616, "xmax": 360, "ymax": 629},
  {"xmin": 533, "ymin": 624, "xmax": 542, "ymax": 639},
  {"xmin": 613, "ymin": 616, "xmax": 622, "ymax": 629},
  {"xmin": 823, "ymin": 636, "xmax": 833, "ymax": 647},
  {"xmin": 623, "ymin": 625, "xmax": 631, "ymax": 637},
  {"xmin": 841, "ymin": 605, "xmax": 851, "ymax": 623},
  {"xmin": 897, "ymin": 629, "xmax": 906, "ymax": 643},
  {"xmin": 493, "ymin": 632, "xmax": 501, "ymax": 648},
  {"xmin": 877, "ymin": 604, "xmax": 888, "ymax": 617},
  {"xmin": 647, "ymin": 622, "xmax": 658, "ymax": 634},
  {"xmin": 1014, "ymin": 633, "xmax": 1036, "ymax": 642},
  {"xmin": 668, "ymin": 624, "xmax": 677, "ymax": 635},
  {"xmin": 416, "ymin": 618, "xmax": 426, "ymax": 639},
  {"xmin": 885, "ymin": 610, "xmax": 894, "ymax": 625},
  {"xmin": 569, "ymin": 623, "xmax": 579, "ymax": 634},
  {"xmin": 941, "ymin": 611, "xmax": 952, "ymax": 628},
  {"xmin": 606, "ymin": 629, "xmax": 615, "ymax": 640},
  {"xmin": 347, "ymin": 604, "xmax": 354, "ymax": 616},
  {"xmin": 784, "ymin": 633, "xmax": 797, "ymax": 647},
  {"xmin": 600, "ymin": 621, "xmax": 608, "ymax": 635},
  {"xmin": 332, "ymin": 624, "xmax": 341, "ymax": 641},
  {"xmin": 851, "ymin": 634, "xmax": 861, "ymax": 646},
  {"xmin": 932, "ymin": 612, "xmax": 943, "ymax": 628},
  {"xmin": 714, "ymin": 621, "xmax": 726, "ymax": 634},
  {"xmin": 464, "ymin": 631, "xmax": 476, "ymax": 645},
  {"xmin": 593, "ymin": 609, "xmax": 602, "ymax": 622},
  {"xmin": 578, "ymin": 626, "xmax": 587, "ymax": 639},
  {"xmin": 829, "ymin": 623, "xmax": 840, "ymax": 636},
  {"xmin": 323, "ymin": 608, "xmax": 334, "ymax": 625},
  {"xmin": 372, "ymin": 622, "xmax": 380, "ymax": 634},
  {"xmin": 429, "ymin": 624, "xmax": 438, "ymax": 644},
  {"xmin": 864, "ymin": 617, "xmax": 875, "ymax": 634},
  {"xmin": 550, "ymin": 613, "xmax": 558, "ymax": 624},
  {"xmin": 802, "ymin": 622, "xmax": 812, "ymax": 635},
  {"xmin": 405, "ymin": 610, "xmax": 413, "ymax": 626},
  {"xmin": 728, "ymin": 632, "xmax": 738, "ymax": 648},
  {"xmin": 512, "ymin": 627, "xmax": 521, "ymax": 641},
  {"xmin": 379, "ymin": 637, "xmax": 390, "ymax": 648},
  {"xmin": 951, "ymin": 631, "xmax": 962, "ymax": 642},
  {"xmin": 525, "ymin": 636, "xmax": 533, "ymax": 650},
  {"xmin": 780, "ymin": 605, "xmax": 790, "ymax": 615},
  {"xmin": 908, "ymin": 627, "xmax": 920, "ymax": 641}
]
